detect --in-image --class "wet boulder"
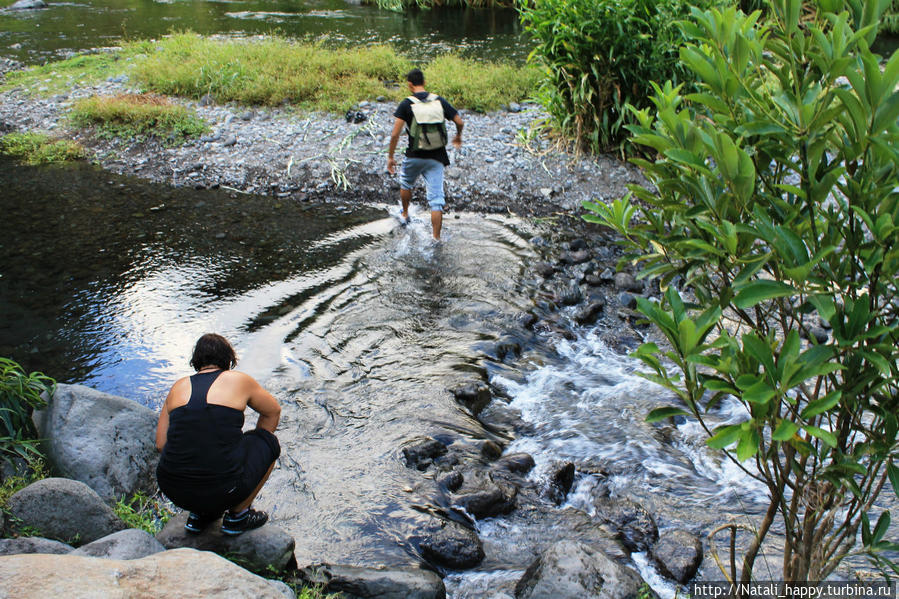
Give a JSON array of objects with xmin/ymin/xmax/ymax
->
[
  {"xmin": 0, "ymin": 537, "xmax": 74, "ymax": 556},
  {"xmin": 517, "ymin": 312, "xmax": 538, "ymax": 329},
  {"xmin": 491, "ymin": 336, "xmax": 522, "ymax": 361},
  {"xmin": 650, "ymin": 529, "xmax": 703, "ymax": 584},
  {"xmin": 437, "ymin": 470, "xmax": 464, "ymax": 492},
  {"xmin": 573, "ymin": 300, "xmax": 605, "ymax": 325},
  {"xmin": 514, "ymin": 540, "xmax": 645, "ymax": 599},
  {"xmin": 495, "ymin": 453, "xmax": 535, "ymax": 475},
  {"xmin": 535, "ymin": 262, "xmax": 555, "ymax": 278},
  {"xmin": 156, "ymin": 511, "xmax": 295, "ymax": 574},
  {"xmin": 452, "ymin": 383, "xmax": 492, "ymax": 415},
  {"xmin": 453, "ymin": 480, "xmax": 517, "ymax": 519},
  {"xmin": 416, "ymin": 519, "xmax": 484, "ymax": 569},
  {"xmin": 593, "ymin": 497, "xmax": 658, "ymax": 553},
  {"xmin": 70, "ymin": 528, "xmax": 166, "ymax": 560},
  {"xmin": 544, "ymin": 462, "xmax": 576, "ymax": 505},
  {"xmin": 402, "ymin": 437, "xmax": 448, "ymax": 470},
  {"xmin": 480, "ymin": 440, "xmax": 504, "ymax": 460},
  {"xmin": 299, "ymin": 563, "xmax": 446, "ymax": 599},
  {"xmin": 0, "ymin": 548, "xmax": 292, "ymax": 598},
  {"xmin": 6, "ymin": 478, "xmax": 126, "ymax": 545},
  {"xmin": 33, "ymin": 383, "xmax": 159, "ymax": 502}
]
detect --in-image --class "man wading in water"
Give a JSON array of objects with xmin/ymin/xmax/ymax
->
[{"xmin": 387, "ymin": 68, "xmax": 464, "ymax": 241}]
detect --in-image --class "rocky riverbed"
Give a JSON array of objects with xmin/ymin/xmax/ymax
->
[{"xmin": 0, "ymin": 55, "xmax": 646, "ymax": 217}]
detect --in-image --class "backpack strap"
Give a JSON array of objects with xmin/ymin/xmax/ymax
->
[{"xmin": 408, "ymin": 93, "xmax": 439, "ymax": 104}]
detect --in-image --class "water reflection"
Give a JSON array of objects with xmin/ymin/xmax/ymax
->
[{"xmin": 0, "ymin": 0, "xmax": 529, "ymax": 65}]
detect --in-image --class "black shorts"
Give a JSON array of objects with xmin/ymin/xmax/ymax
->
[{"xmin": 157, "ymin": 428, "xmax": 280, "ymax": 516}]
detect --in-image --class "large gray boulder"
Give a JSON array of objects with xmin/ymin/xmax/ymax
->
[
  {"xmin": 299, "ymin": 563, "xmax": 446, "ymax": 599},
  {"xmin": 0, "ymin": 537, "xmax": 74, "ymax": 556},
  {"xmin": 0, "ymin": 547, "xmax": 294, "ymax": 598},
  {"xmin": 156, "ymin": 511, "xmax": 295, "ymax": 574},
  {"xmin": 514, "ymin": 540, "xmax": 644, "ymax": 599},
  {"xmin": 70, "ymin": 528, "xmax": 166, "ymax": 560},
  {"xmin": 6, "ymin": 477, "xmax": 126, "ymax": 546},
  {"xmin": 34, "ymin": 383, "xmax": 159, "ymax": 502}
]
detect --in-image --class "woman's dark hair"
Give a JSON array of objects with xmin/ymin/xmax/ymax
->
[
  {"xmin": 406, "ymin": 68, "xmax": 425, "ymax": 86},
  {"xmin": 190, "ymin": 333, "xmax": 237, "ymax": 371}
]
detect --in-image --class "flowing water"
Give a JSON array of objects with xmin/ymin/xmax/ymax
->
[{"xmin": 0, "ymin": 156, "xmax": 783, "ymax": 595}]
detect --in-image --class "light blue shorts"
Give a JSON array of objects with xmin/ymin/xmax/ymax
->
[{"xmin": 399, "ymin": 157, "xmax": 445, "ymax": 211}]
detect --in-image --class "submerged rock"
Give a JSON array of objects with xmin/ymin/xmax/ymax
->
[
  {"xmin": 402, "ymin": 437, "xmax": 448, "ymax": 470},
  {"xmin": 452, "ymin": 383, "xmax": 492, "ymax": 415},
  {"xmin": 592, "ymin": 497, "xmax": 658, "ymax": 553}
]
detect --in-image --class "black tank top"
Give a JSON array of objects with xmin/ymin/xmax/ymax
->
[{"xmin": 157, "ymin": 371, "xmax": 245, "ymax": 486}]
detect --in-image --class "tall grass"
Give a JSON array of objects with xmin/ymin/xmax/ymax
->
[
  {"xmin": 130, "ymin": 32, "xmax": 537, "ymax": 112},
  {"xmin": 423, "ymin": 55, "xmax": 540, "ymax": 112},
  {"xmin": 0, "ymin": 132, "xmax": 86, "ymax": 165},
  {"xmin": 69, "ymin": 93, "xmax": 208, "ymax": 143},
  {"xmin": 131, "ymin": 33, "xmax": 410, "ymax": 111}
]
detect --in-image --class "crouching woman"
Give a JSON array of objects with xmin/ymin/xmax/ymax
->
[{"xmin": 155, "ymin": 333, "xmax": 281, "ymax": 536}]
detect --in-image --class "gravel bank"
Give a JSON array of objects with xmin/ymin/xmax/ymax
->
[{"xmin": 0, "ymin": 63, "xmax": 646, "ymax": 216}]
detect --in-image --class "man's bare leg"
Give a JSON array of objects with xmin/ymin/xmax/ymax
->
[
  {"xmin": 401, "ymin": 188, "xmax": 412, "ymax": 221},
  {"xmin": 431, "ymin": 210, "xmax": 443, "ymax": 241}
]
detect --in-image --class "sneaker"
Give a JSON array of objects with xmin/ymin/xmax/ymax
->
[
  {"xmin": 221, "ymin": 508, "xmax": 268, "ymax": 536},
  {"xmin": 184, "ymin": 512, "xmax": 221, "ymax": 534}
]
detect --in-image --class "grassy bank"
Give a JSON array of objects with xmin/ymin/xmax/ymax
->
[
  {"xmin": 2, "ymin": 33, "xmax": 538, "ymax": 113},
  {"xmin": 0, "ymin": 132, "xmax": 85, "ymax": 165},
  {"xmin": 70, "ymin": 93, "xmax": 208, "ymax": 144}
]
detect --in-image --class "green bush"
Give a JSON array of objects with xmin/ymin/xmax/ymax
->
[
  {"xmin": 70, "ymin": 93, "xmax": 208, "ymax": 144},
  {"xmin": 518, "ymin": 0, "xmax": 720, "ymax": 154},
  {"xmin": 0, "ymin": 358, "xmax": 54, "ymax": 468},
  {"xmin": 587, "ymin": 0, "xmax": 899, "ymax": 582},
  {"xmin": 0, "ymin": 132, "xmax": 86, "ymax": 165}
]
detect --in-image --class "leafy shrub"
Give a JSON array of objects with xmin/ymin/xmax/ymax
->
[
  {"xmin": 69, "ymin": 93, "xmax": 208, "ymax": 144},
  {"xmin": 113, "ymin": 491, "xmax": 174, "ymax": 534},
  {"xmin": 587, "ymin": 0, "xmax": 899, "ymax": 582},
  {"xmin": 518, "ymin": 0, "xmax": 720, "ymax": 154},
  {"xmin": 0, "ymin": 358, "xmax": 54, "ymax": 467},
  {"xmin": 0, "ymin": 132, "xmax": 86, "ymax": 165}
]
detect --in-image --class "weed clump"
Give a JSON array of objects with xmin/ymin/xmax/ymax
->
[
  {"xmin": 69, "ymin": 93, "xmax": 207, "ymax": 144},
  {"xmin": 0, "ymin": 132, "xmax": 86, "ymax": 165}
]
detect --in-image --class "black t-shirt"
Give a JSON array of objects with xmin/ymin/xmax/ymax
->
[{"xmin": 393, "ymin": 91, "xmax": 458, "ymax": 166}]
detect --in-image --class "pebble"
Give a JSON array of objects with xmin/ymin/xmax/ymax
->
[{"xmin": 222, "ymin": 136, "xmax": 237, "ymax": 147}]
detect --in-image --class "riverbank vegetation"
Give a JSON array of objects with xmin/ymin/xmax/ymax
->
[
  {"xmin": 519, "ymin": 0, "xmax": 721, "ymax": 155},
  {"xmin": 1, "ymin": 34, "xmax": 537, "ymax": 113},
  {"xmin": 0, "ymin": 132, "xmax": 85, "ymax": 165},
  {"xmin": 589, "ymin": 0, "xmax": 899, "ymax": 581},
  {"xmin": 0, "ymin": 358, "xmax": 54, "ymax": 467},
  {"xmin": 69, "ymin": 93, "xmax": 208, "ymax": 145}
]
